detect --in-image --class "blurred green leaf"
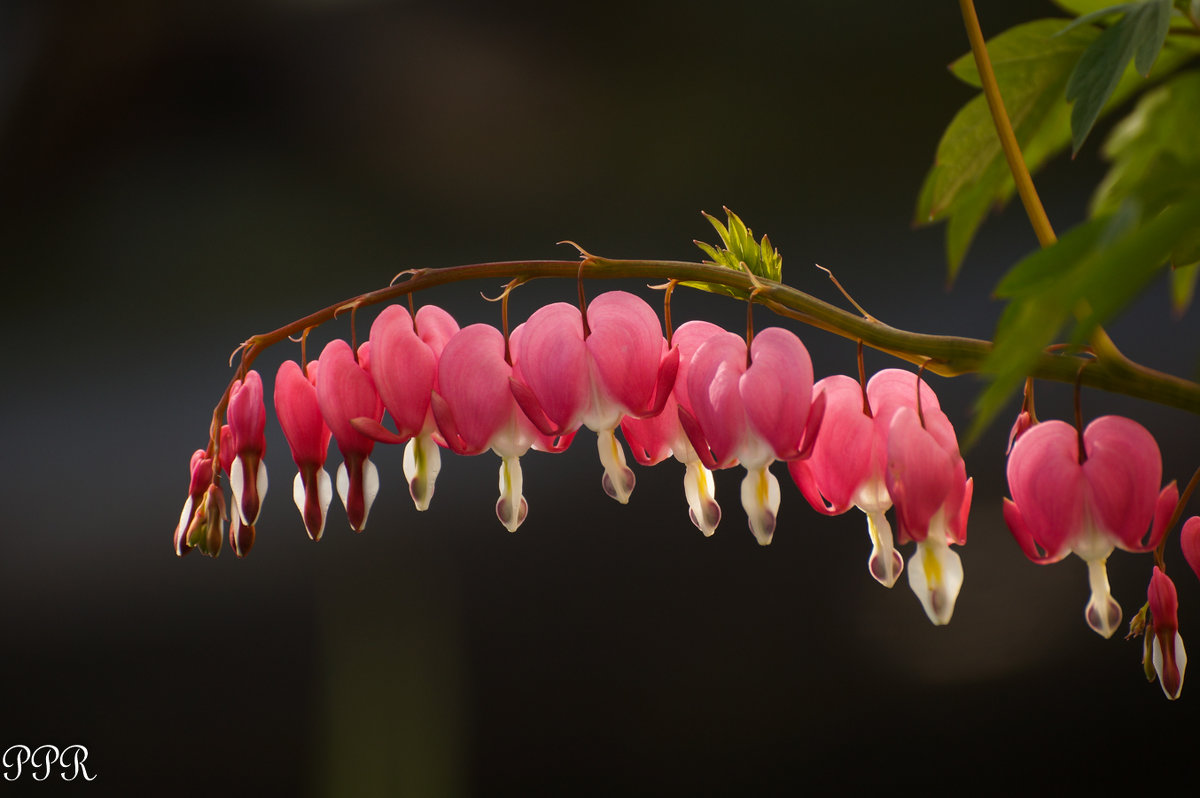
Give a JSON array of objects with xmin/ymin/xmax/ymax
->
[
  {"xmin": 1171, "ymin": 261, "xmax": 1200, "ymax": 314},
  {"xmin": 917, "ymin": 20, "xmax": 1098, "ymax": 279},
  {"xmin": 1093, "ymin": 70, "xmax": 1200, "ymax": 274},
  {"xmin": 1065, "ymin": 0, "xmax": 1173, "ymax": 153},
  {"xmin": 971, "ymin": 196, "xmax": 1200, "ymax": 440},
  {"xmin": 918, "ymin": 12, "xmax": 1199, "ymax": 279}
]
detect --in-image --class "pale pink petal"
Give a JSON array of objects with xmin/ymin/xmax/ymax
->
[
  {"xmin": 670, "ymin": 320, "xmax": 726, "ymax": 415},
  {"xmin": 414, "ymin": 304, "xmax": 460, "ymax": 357},
  {"xmin": 1082, "ymin": 415, "xmax": 1162, "ymax": 550},
  {"xmin": 886, "ymin": 407, "xmax": 957, "ymax": 544},
  {"xmin": 740, "ymin": 328, "xmax": 812, "ymax": 460},
  {"xmin": 511, "ymin": 303, "xmax": 588, "ymax": 431},
  {"xmin": 790, "ymin": 375, "xmax": 873, "ymax": 514},
  {"xmin": 436, "ymin": 325, "xmax": 517, "ymax": 454},
  {"xmin": 1006, "ymin": 420, "xmax": 1086, "ymax": 557},
  {"xmin": 585, "ymin": 291, "xmax": 664, "ymax": 417},
  {"xmin": 686, "ymin": 331, "xmax": 749, "ymax": 468}
]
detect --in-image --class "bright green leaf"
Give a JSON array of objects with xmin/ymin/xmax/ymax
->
[{"xmin": 687, "ymin": 208, "xmax": 781, "ymax": 298}]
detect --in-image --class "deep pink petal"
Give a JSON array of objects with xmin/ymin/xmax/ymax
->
[
  {"xmin": 1135, "ymin": 481, "xmax": 1180, "ymax": 553},
  {"xmin": 274, "ymin": 359, "xmax": 331, "ymax": 468},
  {"xmin": 1182, "ymin": 516, "xmax": 1200, "ymax": 583},
  {"xmin": 740, "ymin": 328, "xmax": 813, "ymax": 460},
  {"xmin": 227, "ymin": 370, "xmax": 266, "ymax": 457},
  {"xmin": 1006, "ymin": 419, "xmax": 1086, "ymax": 557},
  {"xmin": 621, "ymin": 394, "xmax": 679, "ymax": 466},
  {"xmin": 1003, "ymin": 498, "xmax": 1067, "ymax": 564},
  {"xmin": 368, "ymin": 305, "xmax": 436, "ymax": 440},
  {"xmin": 316, "ymin": 340, "xmax": 384, "ymax": 459},
  {"xmin": 1082, "ymin": 415, "xmax": 1162, "ymax": 549}
]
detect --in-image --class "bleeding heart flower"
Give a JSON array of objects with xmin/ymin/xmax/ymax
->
[
  {"xmin": 275, "ymin": 359, "xmax": 334, "ymax": 541},
  {"xmin": 174, "ymin": 449, "xmax": 214, "ymax": 556},
  {"xmin": 789, "ymin": 369, "xmax": 943, "ymax": 588},
  {"xmin": 885, "ymin": 404, "xmax": 972, "ymax": 625},
  {"xmin": 359, "ymin": 304, "xmax": 460, "ymax": 510},
  {"xmin": 510, "ymin": 291, "xmax": 677, "ymax": 504},
  {"xmin": 1003, "ymin": 415, "xmax": 1177, "ymax": 638},
  {"xmin": 622, "ymin": 320, "xmax": 726, "ymax": 536},
  {"xmin": 315, "ymin": 339, "xmax": 385, "ymax": 533},
  {"xmin": 433, "ymin": 323, "xmax": 572, "ymax": 531},
  {"xmin": 226, "ymin": 370, "xmax": 268, "ymax": 530},
  {"xmin": 679, "ymin": 327, "xmax": 822, "ymax": 545}
]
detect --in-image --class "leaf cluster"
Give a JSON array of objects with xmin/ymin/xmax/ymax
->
[
  {"xmin": 690, "ymin": 207, "xmax": 782, "ymax": 299},
  {"xmin": 915, "ymin": 0, "xmax": 1200, "ymax": 438}
]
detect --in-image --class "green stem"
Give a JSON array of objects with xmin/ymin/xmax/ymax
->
[
  {"xmin": 208, "ymin": 257, "xmax": 1200, "ymax": 451},
  {"xmin": 958, "ymin": 0, "xmax": 1128, "ymax": 366},
  {"xmin": 958, "ymin": 0, "xmax": 1056, "ymax": 248}
]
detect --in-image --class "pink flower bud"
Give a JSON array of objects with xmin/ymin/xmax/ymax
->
[{"xmin": 1148, "ymin": 566, "xmax": 1187, "ymax": 700}]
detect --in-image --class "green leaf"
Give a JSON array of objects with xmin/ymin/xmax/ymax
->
[
  {"xmin": 1065, "ymin": 0, "xmax": 1173, "ymax": 153},
  {"xmin": 968, "ymin": 198, "xmax": 1200, "ymax": 441},
  {"xmin": 686, "ymin": 208, "xmax": 781, "ymax": 299},
  {"xmin": 1171, "ymin": 261, "xmax": 1200, "ymax": 314},
  {"xmin": 917, "ymin": 20, "xmax": 1100, "ymax": 277},
  {"xmin": 1070, "ymin": 195, "xmax": 1200, "ymax": 339},
  {"xmin": 1093, "ymin": 71, "xmax": 1200, "ymax": 215}
]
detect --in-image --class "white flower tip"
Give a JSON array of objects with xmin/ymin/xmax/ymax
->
[
  {"xmin": 740, "ymin": 466, "xmax": 780, "ymax": 546},
  {"xmin": 868, "ymin": 547, "xmax": 904, "ymax": 589},
  {"xmin": 295, "ymin": 469, "xmax": 332, "ymax": 541},
  {"xmin": 1152, "ymin": 634, "xmax": 1187, "ymax": 700},
  {"xmin": 1084, "ymin": 559, "xmax": 1122, "ymax": 639},
  {"xmin": 597, "ymin": 429, "xmax": 635, "ymax": 504},
  {"xmin": 865, "ymin": 510, "xmax": 902, "ymax": 588},
  {"xmin": 404, "ymin": 435, "xmax": 441, "ymax": 511},
  {"xmin": 496, "ymin": 456, "xmax": 527, "ymax": 532},
  {"xmin": 684, "ymin": 462, "xmax": 720, "ymax": 536},
  {"xmin": 907, "ymin": 539, "xmax": 963, "ymax": 626}
]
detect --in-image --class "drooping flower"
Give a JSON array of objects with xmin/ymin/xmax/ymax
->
[
  {"xmin": 1147, "ymin": 566, "xmax": 1187, "ymax": 700},
  {"xmin": 789, "ymin": 369, "xmax": 943, "ymax": 588},
  {"xmin": 1182, "ymin": 516, "xmax": 1200, "ymax": 584},
  {"xmin": 358, "ymin": 304, "xmax": 460, "ymax": 510},
  {"xmin": 432, "ymin": 323, "xmax": 572, "ymax": 531},
  {"xmin": 679, "ymin": 327, "xmax": 822, "ymax": 545},
  {"xmin": 509, "ymin": 291, "xmax": 677, "ymax": 504},
  {"xmin": 219, "ymin": 425, "xmax": 254, "ymax": 557},
  {"xmin": 1003, "ymin": 415, "xmax": 1178, "ymax": 638},
  {"xmin": 174, "ymin": 449, "xmax": 214, "ymax": 556},
  {"xmin": 316, "ymin": 339, "xmax": 385, "ymax": 532},
  {"xmin": 885, "ymin": 404, "xmax": 972, "ymax": 625},
  {"xmin": 622, "ymin": 320, "xmax": 725, "ymax": 535},
  {"xmin": 275, "ymin": 359, "xmax": 334, "ymax": 540},
  {"xmin": 226, "ymin": 370, "xmax": 268, "ymax": 529}
]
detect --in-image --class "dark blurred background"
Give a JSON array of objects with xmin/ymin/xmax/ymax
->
[{"xmin": 2, "ymin": 0, "xmax": 1199, "ymax": 794}]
